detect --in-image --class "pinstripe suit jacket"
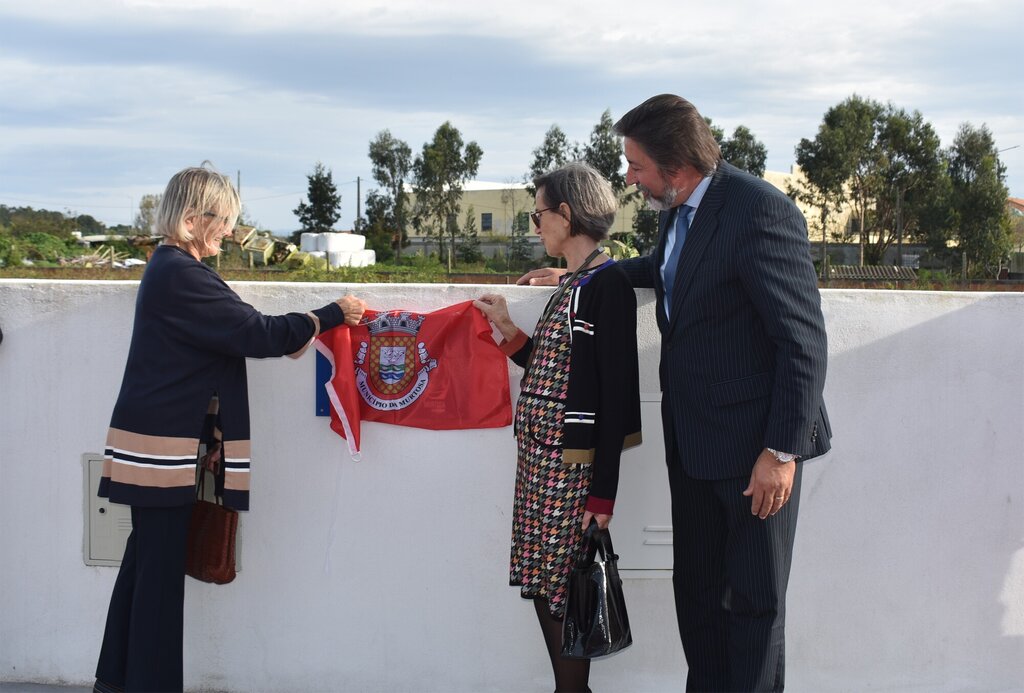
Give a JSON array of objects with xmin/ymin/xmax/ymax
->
[{"xmin": 620, "ymin": 161, "xmax": 831, "ymax": 480}]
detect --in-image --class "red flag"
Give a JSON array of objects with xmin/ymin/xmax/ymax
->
[{"xmin": 315, "ymin": 300, "xmax": 512, "ymax": 456}]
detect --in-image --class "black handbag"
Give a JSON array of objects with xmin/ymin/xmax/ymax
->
[{"xmin": 561, "ymin": 522, "xmax": 633, "ymax": 659}]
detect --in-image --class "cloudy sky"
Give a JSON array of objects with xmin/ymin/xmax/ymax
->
[{"xmin": 0, "ymin": 0, "xmax": 1020, "ymax": 233}]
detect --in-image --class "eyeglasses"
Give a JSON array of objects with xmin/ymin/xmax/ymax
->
[
  {"xmin": 203, "ymin": 211, "xmax": 232, "ymax": 226},
  {"xmin": 530, "ymin": 207, "xmax": 558, "ymax": 227}
]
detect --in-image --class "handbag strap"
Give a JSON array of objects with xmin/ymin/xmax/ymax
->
[
  {"xmin": 195, "ymin": 446, "xmax": 223, "ymax": 507},
  {"xmin": 525, "ymin": 247, "xmax": 604, "ymax": 376},
  {"xmin": 196, "ymin": 459, "xmax": 206, "ymax": 501},
  {"xmin": 575, "ymin": 520, "xmax": 618, "ymax": 567},
  {"xmin": 538, "ymin": 247, "xmax": 604, "ymax": 327}
]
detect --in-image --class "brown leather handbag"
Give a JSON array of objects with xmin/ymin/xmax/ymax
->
[{"xmin": 185, "ymin": 459, "xmax": 238, "ymax": 585}]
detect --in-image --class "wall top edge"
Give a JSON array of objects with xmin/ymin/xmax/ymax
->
[{"xmin": 2, "ymin": 279, "xmax": 1021, "ymax": 301}]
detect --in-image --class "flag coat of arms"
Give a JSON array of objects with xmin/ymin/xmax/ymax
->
[{"xmin": 315, "ymin": 300, "xmax": 512, "ymax": 455}]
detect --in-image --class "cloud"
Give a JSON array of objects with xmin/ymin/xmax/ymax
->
[{"xmin": 0, "ymin": 0, "xmax": 1021, "ymax": 231}]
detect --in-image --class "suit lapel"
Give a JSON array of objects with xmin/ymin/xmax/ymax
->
[{"xmin": 666, "ymin": 163, "xmax": 732, "ymax": 336}]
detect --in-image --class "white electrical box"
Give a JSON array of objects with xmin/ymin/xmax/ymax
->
[
  {"xmin": 83, "ymin": 453, "xmax": 242, "ymax": 571},
  {"xmin": 83, "ymin": 453, "xmax": 132, "ymax": 566}
]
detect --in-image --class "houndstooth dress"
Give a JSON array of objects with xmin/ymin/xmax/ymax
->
[{"xmin": 508, "ymin": 270, "xmax": 595, "ymax": 619}]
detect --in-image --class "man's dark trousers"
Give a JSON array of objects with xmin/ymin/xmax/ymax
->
[{"xmin": 665, "ymin": 401, "xmax": 802, "ymax": 692}]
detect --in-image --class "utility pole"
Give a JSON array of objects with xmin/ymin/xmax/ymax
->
[
  {"xmin": 896, "ymin": 188, "xmax": 903, "ymax": 267},
  {"xmin": 356, "ymin": 176, "xmax": 361, "ymax": 231}
]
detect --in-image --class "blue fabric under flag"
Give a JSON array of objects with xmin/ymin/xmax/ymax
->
[{"xmin": 316, "ymin": 350, "xmax": 332, "ymax": 416}]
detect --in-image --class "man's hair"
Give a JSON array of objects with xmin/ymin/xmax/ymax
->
[
  {"xmin": 155, "ymin": 162, "xmax": 240, "ymax": 244},
  {"xmin": 533, "ymin": 161, "xmax": 617, "ymax": 241},
  {"xmin": 614, "ymin": 94, "xmax": 721, "ymax": 177}
]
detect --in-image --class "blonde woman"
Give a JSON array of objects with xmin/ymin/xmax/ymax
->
[{"xmin": 94, "ymin": 164, "xmax": 365, "ymax": 692}]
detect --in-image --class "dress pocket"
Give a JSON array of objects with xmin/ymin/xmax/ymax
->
[{"xmin": 516, "ymin": 394, "xmax": 564, "ymax": 447}]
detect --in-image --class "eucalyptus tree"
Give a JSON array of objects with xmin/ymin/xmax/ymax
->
[
  {"xmin": 368, "ymin": 130, "xmax": 413, "ymax": 259},
  {"xmin": 720, "ymin": 125, "xmax": 767, "ymax": 178},
  {"xmin": 871, "ymin": 107, "xmax": 948, "ymax": 265},
  {"xmin": 947, "ymin": 123, "xmax": 1012, "ymax": 277},
  {"xmin": 134, "ymin": 194, "xmax": 162, "ymax": 236},
  {"xmin": 501, "ymin": 179, "xmax": 532, "ymax": 270},
  {"xmin": 631, "ymin": 208, "xmax": 660, "ymax": 255},
  {"xmin": 799, "ymin": 103, "xmax": 949, "ymax": 266},
  {"xmin": 788, "ymin": 138, "xmax": 847, "ymax": 274},
  {"xmin": 412, "ymin": 122, "xmax": 483, "ymax": 272},
  {"xmin": 703, "ymin": 117, "xmax": 725, "ymax": 145},
  {"xmin": 361, "ymin": 189, "xmax": 396, "ymax": 264},
  {"xmin": 528, "ymin": 112, "xmax": 626, "ymax": 195},
  {"xmin": 526, "ymin": 125, "xmax": 575, "ymax": 196},
  {"xmin": 583, "ymin": 110, "xmax": 626, "ymax": 195},
  {"xmin": 704, "ymin": 119, "xmax": 768, "ymax": 177},
  {"xmin": 796, "ymin": 95, "xmax": 885, "ymax": 265}
]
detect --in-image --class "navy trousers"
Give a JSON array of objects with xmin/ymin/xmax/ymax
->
[
  {"xmin": 96, "ymin": 504, "xmax": 192, "ymax": 693},
  {"xmin": 665, "ymin": 409, "xmax": 802, "ymax": 692}
]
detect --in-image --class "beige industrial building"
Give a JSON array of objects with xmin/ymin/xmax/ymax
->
[
  {"xmin": 403, "ymin": 180, "xmax": 643, "ymax": 258},
  {"xmin": 403, "ymin": 169, "xmax": 854, "ymax": 259}
]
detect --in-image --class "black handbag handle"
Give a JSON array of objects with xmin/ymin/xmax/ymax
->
[
  {"xmin": 575, "ymin": 520, "xmax": 619, "ymax": 568},
  {"xmin": 195, "ymin": 446, "xmax": 223, "ymax": 507}
]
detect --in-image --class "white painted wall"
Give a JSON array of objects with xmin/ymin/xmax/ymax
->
[{"xmin": 0, "ymin": 281, "xmax": 1022, "ymax": 692}]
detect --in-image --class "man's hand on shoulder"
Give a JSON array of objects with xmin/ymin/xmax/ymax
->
[{"xmin": 516, "ymin": 267, "xmax": 566, "ymax": 286}]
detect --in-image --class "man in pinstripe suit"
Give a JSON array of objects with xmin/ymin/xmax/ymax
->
[{"xmin": 521, "ymin": 94, "xmax": 830, "ymax": 691}]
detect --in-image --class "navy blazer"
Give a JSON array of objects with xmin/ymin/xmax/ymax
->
[{"xmin": 619, "ymin": 161, "xmax": 831, "ymax": 480}]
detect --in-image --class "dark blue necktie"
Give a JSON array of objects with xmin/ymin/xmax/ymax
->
[{"xmin": 663, "ymin": 204, "xmax": 692, "ymax": 315}]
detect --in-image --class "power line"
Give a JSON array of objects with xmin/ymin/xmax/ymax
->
[
  {"xmin": 244, "ymin": 191, "xmax": 305, "ymax": 202},
  {"xmin": 0, "ymin": 196, "xmax": 129, "ymax": 210},
  {"xmin": 244, "ymin": 179, "xmax": 362, "ymax": 202}
]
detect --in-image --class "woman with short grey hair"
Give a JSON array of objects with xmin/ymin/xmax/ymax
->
[
  {"xmin": 475, "ymin": 161, "xmax": 641, "ymax": 693},
  {"xmin": 532, "ymin": 161, "xmax": 619, "ymax": 242}
]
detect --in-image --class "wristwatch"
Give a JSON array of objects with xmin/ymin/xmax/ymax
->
[{"xmin": 767, "ymin": 448, "xmax": 797, "ymax": 463}]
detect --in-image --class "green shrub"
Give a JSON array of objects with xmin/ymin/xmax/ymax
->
[
  {"xmin": 484, "ymin": 252, "xmax": 508, "ymax": 273},
  {"xmin": 913, "ymin": 268, "xmax": 954, "ymax": 290},
  {"xmin": 605, "ymin": 238, "xmax": 639, "ymax": 260},
  {"xmin": 0, "ymin": 234, "xmax": 23, "ymax": 267},
  {"xmin": 21, "ymin": 232, "xmax": 74, "ymax": 262},
  {"xmin": 107, "ymin": 239, "xmax": 146, "ymax": 259}
]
